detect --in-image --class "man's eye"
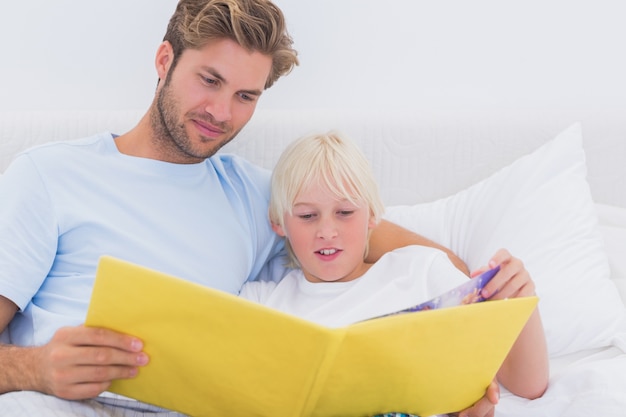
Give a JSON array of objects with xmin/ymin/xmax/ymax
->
[
  {"xmin": 202, "ymin": 77, "xmax": 217, "ymax": 85},
  {"xmin": 239, "ymin": 93, "xmax": 256, "ymax": 102}
]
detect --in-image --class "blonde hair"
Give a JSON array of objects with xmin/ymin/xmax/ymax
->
[
  {"xmin": 270, "ymin": 131, "xmax": 385, "ymax": 267},
  {"xmin": 163, "ymin": 0, "xmax": 298, "ymax": 88}
]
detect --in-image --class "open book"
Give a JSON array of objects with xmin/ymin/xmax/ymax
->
[
  {"xmin": 374, "ymin": 264, "xmax": 501, "ymax": 319},
  {"xmin": 85, "ymin": 256, "xmax": 537, "ymax": 417}
]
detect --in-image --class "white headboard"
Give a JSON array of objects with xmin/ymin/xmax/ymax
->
[{"xmin": 1, "ymin": 108, "xmax": 625, "ymax": 209}]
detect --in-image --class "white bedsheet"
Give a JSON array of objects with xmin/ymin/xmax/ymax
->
[
  {"xmin": 498, "ymin": 344, "xmax": 626, "ymax": 416},
  {"xmin": 497, "ymin": 203, "xmax": 626, "ymax": 417}
]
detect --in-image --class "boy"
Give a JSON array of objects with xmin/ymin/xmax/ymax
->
[{"xmin": 240, "ymin": 131, "xmax": 549, "ymax": 416}]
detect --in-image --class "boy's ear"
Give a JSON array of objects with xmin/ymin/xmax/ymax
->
[
  {"xmin": 368, "ymin": 215, "xmax": 378, "ymax": 230},
  {"xmin": 271, "ymin": 221, "xmax": 287, "ymax": 237}
]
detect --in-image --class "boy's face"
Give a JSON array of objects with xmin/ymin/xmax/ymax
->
[
  {"xmin": 273, "ymin": 182, "xmax": 377, "ymax": 283},
  {"xmin": 151, "ymin": 38, "xmax": 272, "ymax": 163}
]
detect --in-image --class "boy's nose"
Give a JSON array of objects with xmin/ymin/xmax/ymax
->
[{"xmin": 317, "ymin": 220, "xmax": 338, "ymax": 239}]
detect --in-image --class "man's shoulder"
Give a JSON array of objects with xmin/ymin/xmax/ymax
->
[
  {"xmin": 4, "ymin": 132, "xmax": 114, "ymax": 177},
  {"xmin": 210, "ymin": 153, "xmax": 269, "ymax": 175},
  {"xmin": 19, "ymin": 132, "xmax": 113, "ymax": 159},
  {"xmin": 209, "ymin": 153, "xmax": 271, "ymax": 191}
]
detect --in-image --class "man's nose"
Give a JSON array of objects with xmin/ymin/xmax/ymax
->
[{"xmin": 204, "ymin": 92, "xmax": 232, "ymax": 122}]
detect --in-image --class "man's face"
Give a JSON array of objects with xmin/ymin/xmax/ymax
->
[{"xmin": 151, "ymin": 38, "xmax": 272, "ymax": 163}]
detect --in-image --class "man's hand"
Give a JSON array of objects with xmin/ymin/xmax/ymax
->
[{"xmin": 25, "ymin": 325, "xmax": 148, "ymax": 399}]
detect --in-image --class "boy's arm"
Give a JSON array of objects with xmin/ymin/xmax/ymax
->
[
  {"xmin": 475, "ymin": 250, "xmax": 549, "ymax": 399},
  {"xmin": 366, "ymin": 219, "xmax": 469, "ymax": 275}
]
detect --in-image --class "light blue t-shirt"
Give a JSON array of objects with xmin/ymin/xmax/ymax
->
[{"xmin": 0, "ymin": 133, "xmax": 285, "ymax": 346}]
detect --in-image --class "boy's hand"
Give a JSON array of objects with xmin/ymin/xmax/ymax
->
[
  {"xmin": 452, "ymin": 379, "xmax": 499, "ymax": 417},
  {"xmin": 471, "ymin": 248, "xmax": 536, "ymax": 300}
]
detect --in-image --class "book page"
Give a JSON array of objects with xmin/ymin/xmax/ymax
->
[
  {"xmin": 382, "ymin": 265, "xmax": 500, "ymax": 317},
  {"xmin": 313, "ymin": 295, "xmax": 537, "ymax": 417}
]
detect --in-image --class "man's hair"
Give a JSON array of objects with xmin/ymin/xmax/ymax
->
[
  {"xmin": 270, "ymin": 131, "xmax": 385, "ymax": 267},
  {"xmin": 163, "ymin": 0, "xmax": 298, "ymax": 88}
]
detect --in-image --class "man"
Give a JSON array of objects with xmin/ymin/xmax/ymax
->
[{"xmin": 0, "ymin": 0, "xmax": 488, "ymax": 416}]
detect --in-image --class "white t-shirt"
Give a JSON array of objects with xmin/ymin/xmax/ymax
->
[{"xmin": 239, "ymin": 245, "xmax": 468, "ymax": 327}]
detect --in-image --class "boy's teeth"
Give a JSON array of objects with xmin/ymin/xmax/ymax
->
[{"xmin": 320, "ymin": 249, "xmax": 336, "ymax": 255}]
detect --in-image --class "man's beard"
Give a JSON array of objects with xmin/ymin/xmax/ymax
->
[{"xmin": 150, "ymin": 79, "xmax": 239, "ymax": 162}]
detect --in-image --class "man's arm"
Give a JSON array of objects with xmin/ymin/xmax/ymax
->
[
  {"xmin": 366, "ymin": 219, "xmax": 470, "ymax": 275},
  {"xmin": 0, "ymin": 295, "xmax": 38, "ymax": 393},
  {"xmin": 0, "ymin": 295, "xmax": 149, "ymax": 399}
]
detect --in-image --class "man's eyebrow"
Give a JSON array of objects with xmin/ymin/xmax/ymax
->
[
  {"xmin": 202, "ymin": 66, "xmax": 226, "ymax": 83},
  {"xmin": 241, "ymin": 88, "xmax": 264, "ymax": 97},
  {"xmin": 201, "ymin": 66, "xmax": 264, "ymax": 96}
]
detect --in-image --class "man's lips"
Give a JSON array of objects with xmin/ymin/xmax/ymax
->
[{"xmin": 192, "ymin": 118, "xmax": 225, "ymax": 138}]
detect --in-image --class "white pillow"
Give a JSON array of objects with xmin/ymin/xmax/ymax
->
[
  {"xmin": 384, "ymin": 124, "xmax": 625, "ymax": 357},
  {"xmin": 597, "ymin": 203, "xmax": 626, "ymax": 304}
]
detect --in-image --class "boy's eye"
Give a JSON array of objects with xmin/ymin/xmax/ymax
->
[
  {"xmin": 338, "ymin": 210, "xmax": 355, "ymax": 216},
  {"xmin": 297, "ymin": 213, "xmax": 314, "ymax": 220}
]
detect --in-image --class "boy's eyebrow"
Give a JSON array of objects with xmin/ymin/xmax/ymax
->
[
  {"xmin": 293, "ymin": 198, "xmax": 353, "ymax": 206},
  {"xmin": 201, "ymin": 66, "xmax": 264, "ymax": 96}
]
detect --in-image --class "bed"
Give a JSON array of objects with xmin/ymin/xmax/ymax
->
[{"xmin": 1, "ymin": 108, "xmax": 625, "ymax": 416}]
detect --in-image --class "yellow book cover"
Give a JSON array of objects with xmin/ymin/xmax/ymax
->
[{"xmin": 85, "ymin": 256, "xmax": 538, "ymax": 417}]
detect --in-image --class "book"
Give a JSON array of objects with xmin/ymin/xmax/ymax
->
[
  {"xmin": 375, "ymin": 265, "xmax": 501, "ymax": 318},
  {"xmin": 85, "ymin": 256, "xmax": 537, "ymax": 417}
]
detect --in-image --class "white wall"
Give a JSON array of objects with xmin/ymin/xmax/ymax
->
[
  {"xmin": 0, "ymin": 1, "xmax": 171, "ymax": 112},
  {"xmin": 272, "ymin": 0, "xmax": 626, "ymax": 112},
  {"xmin": 1, "ymin": 0, "xmax": 624, "ymax": 113}
]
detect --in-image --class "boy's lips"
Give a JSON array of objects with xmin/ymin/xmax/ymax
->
[{"xmin": 315, "ymin": 248, "xmax": 342, "ymax": 260}]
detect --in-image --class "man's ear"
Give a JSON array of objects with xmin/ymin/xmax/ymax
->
[
  {"xmin": 271, "ymin": 221, "xmax": 287, "ymax": 237},
  {"xmin": 155, "ymin": 41, "xmax": 174, "ymax": 83}
]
